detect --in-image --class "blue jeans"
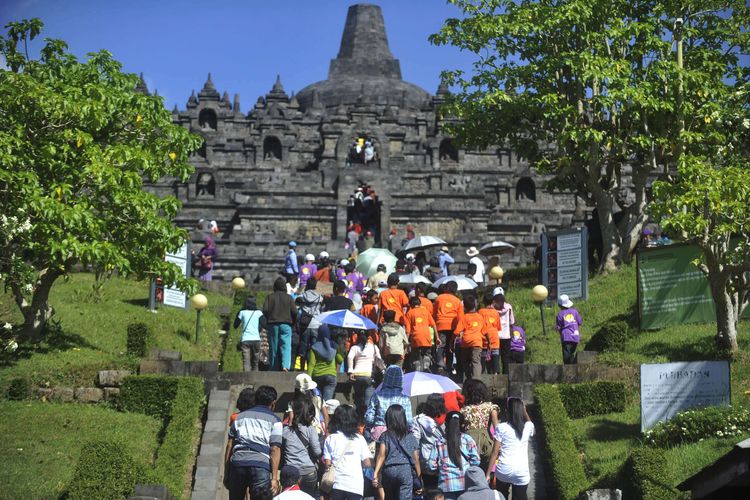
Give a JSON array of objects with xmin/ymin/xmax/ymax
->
[
  {"xmin": 352, "ymin": 376, "xmax": 373, "ymax": 416},
  {"xmin": 314, "ymin": 374, "xmax": 337, "ymax": 401},
  {"xmin": 268, "ymin": 323, "xmax": 293, "ymax": 370},
  {"xmin": 228, "ymin": 465, "xmax": 270, "ymax": 500}
]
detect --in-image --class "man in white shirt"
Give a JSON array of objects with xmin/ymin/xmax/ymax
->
[{"xmin": 466, "ymin": 246, "xmax": 486, "ymax": 284}]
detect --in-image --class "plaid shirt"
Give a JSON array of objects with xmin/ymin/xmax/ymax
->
[
  {"xmin": 364, "ymin": 390, "xmax": 413, "ymax": 427},
  {"xmin": 428, "ymin": 434, "xmax": 480, "ymax": 493}
]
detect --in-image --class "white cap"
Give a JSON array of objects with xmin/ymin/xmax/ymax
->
[
  {"xmin": 319, "ymin": 251, "xmax": 329, "ymax": 259},
  {"xmin": 492, "ymin": 286, "xmax": 505, "ymax": 297},
  {"xmin": 325, "ymin": 399, "xmax": 341, "ymax": 414},
  {"xmin": 405, "ymin": 253, "xmax": 415, "ymax": 261},
  {"xmin": 558, "ymin": 294, "xmax": 574, "ymax": 308},
  {"xmin": 304, "ymin": 253, "xmax": 315, "ymax": 262},
  {"xmin": 339, "ymin": 259, "xmax": 350, "ymax": 266}
]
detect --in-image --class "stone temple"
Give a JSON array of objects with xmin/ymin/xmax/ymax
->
[{"xmin": 146, "ymin": 4, "xmax": 584, "ymax": 284}]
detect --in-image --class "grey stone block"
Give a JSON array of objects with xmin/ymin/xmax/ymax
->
[
  {"xmin": 104, "ymin": 387, "xmax": 121, "ymax": 401},
  {"xmin": 542, "ymin": 364, "xmax": 563, "ymax": 383},
  {"xmin": 199, "ymin": 443, "xmax": 223, "ymax": 458},
  {"xmin": 36, "ymin": 388, "xmax": 53, "ymax": 400},
  {"xmin": 148, "ymin": 348, "xmax": 182, "ymax": 361},
  {"xmin": 52, "ymin": 386, "xmax": 74, "ymax": 402},
  {"xmin": 201, "ymin": 431, "xmax": 227, "ymax": 447},
  {"xmin": 97, "ymin": 370, "xmax": 132, "ymax": 387},
  {"xmin": 196, "ymin": 452, "xmax": 222, "ymax": 467},
  {"xmin": 194, "ymin": 466, "xmax": 218, "ymax": 479},
  {"xmin": 75, "ymin": 387, "xmax": 104, "ymax": 403},
  {"xmin": 190, "ymin": 490, "xmax": 216, "ymax": 500},
  {"xmin": 139, "ymin": 360, "xmax": 170, "ymax": 374},
  {"xmin": 585, "ymin": 489, "xmax": 622, "ymax": 500},
  {"xmin": 131, "ymin": 484, "xmax": 174, "ymax": 500},
  {"xmin": 204, "ymin": 419, "xmax": 228, "ymax": 433},
  {"xmin": 562, "ymin": 364, "xmax": 579, "ymax": 383},
  {"xmin": 206, "ymin": 409, "xmax": 227, "ymax": 421}
]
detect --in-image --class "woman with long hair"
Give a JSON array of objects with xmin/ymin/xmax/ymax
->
[
  {"xmin": 347, "ymin": 330, "xmax": 382, "ymax": 417},
  {"xmin": 372, "ymin": 405, "xmax": 422, "ymax": 499},
  {"xmin": 460, "ymin": 379, "xmax": 500, "ymax": 468},
  {"xmin": 428, "ymin": 411, "xmax": 480, "ymax": 499},
  {"xmin": 308, "ymin": 324, "xmax": 343, "ymax": 402},
  {"xmin": 486, "ymin": 397, "xmax": 535, "ymax": 500},
  {"xmin": 282, "ymin": 396, "xmax": 322, "ymax": 497},
  {"xmin": 322, "ymin": 405, "xmax": 372, "ymax": 500}
]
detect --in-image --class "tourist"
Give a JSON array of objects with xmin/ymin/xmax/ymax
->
[
  {"xmin": 365, "ymin": 365, "xmax": 413, "ymax": 441},
  {"xmin": 457, "ymin": 295, "xmax": 488, "ymax": 381},
  {"xmin": 335, "ymin": 259, "xmax": 349, "ymax": 281},
  {"xmin": 209, "ymin": 219, "xmax": 220, "ymax": 235},
  {"xmin": 344, "ymin": 261, "xmax": 364, "ymax": 298},
  {"xmin": 412, "ymin": 394, "xmax": 446, "ymax": 491},
  {"xmin": 433, "ymin": 281, "xmax": 463, "ymax": 374},
  {"xmin": 314, "ymin": 255, "xmax": 333, "ymax": 284},
  {"xmin": 438, "ymin": 246, "xmax": 455, "ymax": 277},
  {"xmin": 347, "ymin": 330, "xmax": 382, "ymax": 416},
  {"xmin": 322, "ymin": 404, "xmax": 373, "ymax": 500},
  {"xmin": 459, "ymin": 466, "xmax": 504, "ymax": 500},
  {"xmin": 428, "ymin": 411, "xmax": 481, "ymax": 499},
  {"xmin": 299, "ymin": 254, "xmax": 317, "ymax": 290},
  {"xmin": 415, "ymin": 251, "xmax": 428, "ymax": 274},
  {"xmin": 229, "ymin": 386, "xmax": 255, "ymax": 424},
  {"xmin": 363, "ymin": 231, "xmax": 375, "ymax": 250},
  {"xmin": 381, "ymin": 309, "xmax": 409, "ymax": 367},
  {"xmin": 282, "ymin": 397, "xmax": 322, "ymax": 498},
  {"xmin": 346, "ymin": 225, "xmax": 360, "ymax": 251},
  {"xmin": 478, "ymin": 294, "xmax": 501, "ymax": 374},
  {"xmin": 466, "ymin": 247, "xmax": 486, "ymax": 285},
  {"xmin": 460, "ymin": 379, "xmax": 500, "ymax": 468},
  {"xmin": 292, "ymin": 373, "xmax": 326, "ymax": 435},
  {"xmin": 286, "ymin": 274, "xmax": 299, "ymax": 298},
  {"xmin": 404, "ymin": 253, "xmax": 419, "ymax": 274},
  {"xmin": 307, "ymin": 325, "xmax": 342, "ymax": 402},
  {"xmin": 275, "ymin": 465, "xmax": 316, "ymax": 500},
  {"xmin": 324, "ymin": 280, "xmax": 354, "ymax": 312},
  {"xmin": 196, "ymin": 236, "xmax": 218, "ymax": 281},
  {"xmin": 360, "ymin": 289, "xmax": 379, "ymax": 325},
  {"xmin": 556, "ymin": 294, "xmax": 582, "ymax": 364},
  {"xmin": 296, "ymin": 278, "xmax": 323, "ymax": 370},
  {"xmin": 377, "ymin": 273, "xmax": 408, "ymax": 325},
  {"xmin": 404, "ymin": 295, "xmax": 438, "ymax": 372},
  {"xmin": 234, "ymin": 296, "xmax": 266, "ymax": 372},
  {"xmin": 225, "ymin": 386, "xmax": 282, "ymax": 499},
  {"xmin": 493, "ymin": 287, "xmax": 515, "ymax": 375},
  {"xmin": 415, "ymin": 283, "xmax": 434, "ymax": 316},
  {"xmin": 509, "ymin": 325, "xmax": 526, "ymax": 364},
  {"xmin": 367, "ymin": 263, "xmax": 388, "ymax": 289},
  {"xmin": 262, "ymin": 277, "xmax": 297, "ymax": 371},
  {"xmin": 364, "ymin": 140, "xmax": 376, "ymax": 165},
  {"xmin": 372, "ymin": 405, "xmax": 422, "ymax": 499},
  {"xmin": 285, "ymin": 242, "xmax": 300, "ymax": 280},
  {"xmin": 486, "ymin": 398, "xmax": 535, "ymax": 500}
]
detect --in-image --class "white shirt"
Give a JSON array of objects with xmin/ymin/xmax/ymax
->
[
  {"xmin": 322, "ymin": 432, "xmax": 372, "ymax": 495},
  {"xmin": 493, "ymin": 421, "xmax": 535, "ymax": 485},
  {"xmin": 275, "ymin": 490, "xmax": 316, "ymax": 500},
  {"xmin": 470, "ymin": 256, "xmax": 485, "ymax": 284}
]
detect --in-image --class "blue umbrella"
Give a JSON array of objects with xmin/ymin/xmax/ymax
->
[
  {"xmin": 316, "ymin": 310, "xmax": 377, "ymax": 330},
  {"xmin": 376, "ymin": 371, "xmax": 460, "ymax": 396}
]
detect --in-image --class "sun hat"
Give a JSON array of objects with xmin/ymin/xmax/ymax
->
[
  {"xmin": 304, "ymin": 253, "xmax": 315, "ymax": 262},
  {"xmin": 325, "ymin": 399, "xmax": 341, "ymax": 414},
  {"xmin": 466, "ymin": 246, "xmax": 480, "ymax": 257},
  {"xmin": 440, "ymin": 245, "xmax": 450, "ymax": 252},
  {"xmin": 558, "ymin": 294, "xmax": 574, "ymax": 308},
  {"xmin": 288, "ymin": 241, "xmax": 297, "ymax": 247},
  {"xmin": 295, "ymin": 373, "xmax": 318, "ymax": 392},
  {"xmin": 492, "ymin": 286, "xmax": 505, "ymax": 297}
]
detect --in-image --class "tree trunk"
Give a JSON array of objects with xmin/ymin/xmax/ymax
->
[
  {"xmin": 708, "ymin": 273, "xmax": 739, "ymax": 354},
  {"xmin": 592, "ymin": 191, "xmax": 621, "ymax": 273},
  {"xmin": 18, "ymin": 270, "xmax": 60, "ymax": 342}
]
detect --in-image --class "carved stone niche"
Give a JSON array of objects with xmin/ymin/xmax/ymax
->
[{"xmin": 389, "ymin": 138, "xmax": 403, "ymax": 155}]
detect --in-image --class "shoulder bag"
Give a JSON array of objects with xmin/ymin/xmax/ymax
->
[{"xmin": 320, "ymin": 437, "xmax": 355, "ymax": 494}]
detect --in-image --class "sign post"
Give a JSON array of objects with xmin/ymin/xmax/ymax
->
[
  {"xmin": 148, "ymin": 242, "xmax": 191, "ymax": 310},
  {"xmin": 541, "ymin": 228, "xmax": 588, "ymax": 303}
]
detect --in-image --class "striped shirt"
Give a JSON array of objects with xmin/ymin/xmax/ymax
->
[{"xmin": 228, "ymin": 405, "xmax": 283, "ymax": 470}]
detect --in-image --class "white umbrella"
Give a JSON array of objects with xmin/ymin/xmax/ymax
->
[
  {"xmin": 479, "ymin": 241, "xmax": 515, "ymax": 256},
  {"xmin": 396, "ymin": 273, "xmax": 432, "ymax": 286},
  {"xmin": 316, "ymin": 310, "xmax": 377, "ymax": 330},
  {"xmin": 402, "ymin": 235, "xmax": 447, "ymax": 252},
  {"xmin": 376, "ymin": 371, "xmax": 460, "ymax": 396},
  {"xmin": 356, "ymin": 248, "xmax": 398, "ymax": 277},
  {"xmin": 433, "ymin": 275, "xmax": 478, "ymax": 291}
]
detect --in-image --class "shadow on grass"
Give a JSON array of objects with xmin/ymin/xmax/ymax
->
[
  {"xmin": 639, "ymin": 336, "xmax": 717, "ymax": 362},
  {"xmin": 586, "ymin": 419, "xmax": 641, "ymax": 443},
  {"xmin": 0, "ymin": 322, "xmax": 99, "ymax": 368},
  {"xmin": 123, "ymin": 297, "xmax": 151, "ymax": 308}
]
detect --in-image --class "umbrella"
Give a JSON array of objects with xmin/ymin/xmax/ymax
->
[
  {"xmin": 433, "ymin": 275, "xmax": 478, "ymax": 291},
  {"xmin": 316, "ymin": 310, "xmax": 377, "ymax": 330},
  {"xmin": 479, "ymin": 240, "xmax": 515, "ymax": 256},
  {"xmin": 356, "ymin": 248, "xmax": 398, "ymax": 277},
  {"xmin": 377, "ymin": 371, "xmax": 460, "ymax": 396},
  {"xmin": 402, "ymin": 235, "xmax": 447, "ymax": 252},
  {"xmin": 396, "ymin": 273, "xmax": 432, "ymax": 286}
]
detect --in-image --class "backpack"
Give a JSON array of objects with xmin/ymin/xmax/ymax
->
[
  {"xmin": 416, "ymin": 415, "xmax": 442, "ymax": 473},
  {"xmin": 466, "ymin": 426, "xmax": 494, "ymax": 464}
]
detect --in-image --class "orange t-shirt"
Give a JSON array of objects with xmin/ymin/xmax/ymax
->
[
  {"xmin": 478, "ymin": 307, "xmax": 501, "ymax": 349},
  {"xmin": 378, "ymin": 288, "xmax": 409, "ymax": 325},
  {"xmin": 458, "ymin": 311, "xmax": 486, "ymax": 348},
  {"xmin": 361, "ymin": 303, "xmax": 378, "ymax": 325},
  {"xmin": 419, "ymin": 296, "xmax": 434, "ymax": 317},
  {"xmin": 434, "ymin": 294, "xmax": 464, "ymax": 332},
  {"xmin": 404, "ymin": 306, "xmax": 438, "ymax": 348}
]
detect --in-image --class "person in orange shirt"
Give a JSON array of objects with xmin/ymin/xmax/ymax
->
[
  {"xmin": 433, "ymin": 281, "xmax": 464, "ymax": 374},
  {"xmin": 415, "ymin": 283, "xmax": 434, "ymax": 317},
  {"xmin": 404, "ymin": 296, "xmax": 438, "ymax": 372},
  {"xmin": 478, "ymin": 293, "xmax": 501, "ymax": 374},
  {"xmin": 377, "ymin": 273, "xmax": 408, "ymax": 325},
  {"xmin": 360, "ymin": 289, "xmax": 379, "ymax": 325},
  {"xmin": 456, "ymin": 294, "xmax": 489, "ymax": 381}
]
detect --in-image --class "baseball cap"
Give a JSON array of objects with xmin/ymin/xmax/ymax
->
[
  {"xmin": 558, "ymin": 294, "xmax": 574, "ymax": 308},
  {"xmin": 339, "ymin": 259, "xmax": 349, "ymax": 266},
  {"xmin": 304, "ymin": 253, "xmax": 315, "ymax": 262},
  {"xmin": 493, "ymin": 286, "xmax": 505, "ymax": 297},
  {"xmin": 288, "ymin": 241, "xmax": 297, "ymax": 247}
]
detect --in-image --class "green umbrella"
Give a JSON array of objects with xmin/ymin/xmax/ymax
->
[{"xmin": 356, "ymin": 248, "xmax": 398, "ymax": 277}]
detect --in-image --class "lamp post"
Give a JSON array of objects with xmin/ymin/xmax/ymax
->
[
  {"xmin": 488, "ymin": 265, "xmax": 504, "ymax": 285},
  {"xmin": 190, "ymin": 294, "xmax": 208, "ymax": 344},
  {"xmin": 231, "ymin": 277, "xmax": 246, "ymax": 292},
  {"xmin": 531, "ymin": 285, "xmax": 549, "ymax": 336}
]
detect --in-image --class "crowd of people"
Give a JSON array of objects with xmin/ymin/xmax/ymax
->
[{"xmin": 225, "ymin": 375, "xmax": 535, "ymax": 500}]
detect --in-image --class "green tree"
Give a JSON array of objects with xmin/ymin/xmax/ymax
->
[
  {"xmin": 431, "ymin": 0, "xmax": 747, "ymax": 272},
  {"xmin": 0, "ymin": 19, "xmax": 202, "ymax": 341}
]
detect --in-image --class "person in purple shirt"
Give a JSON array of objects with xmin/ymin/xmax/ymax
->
[
  {"xmin": 344, "ymin": 262, "xmax": 364, "ymax": 298},
  {"xmin": 509, "ymin": 325, "xmax": 526, "ymax": 364},
  {"xmin": 555, "ymin": 294, "xmax": 582, "ymax": 365},
  {"xmin": 336, "ymin": 259, "xmax": 348, "ymax": 281},
  {"xmin": 298, "ymin": 254, "xmax": 317, "ymax": 290}
]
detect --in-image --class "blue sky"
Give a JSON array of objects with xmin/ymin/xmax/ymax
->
[{"xmin": 0, "ymin": 0, "xmax": 473, "ymax": 110}]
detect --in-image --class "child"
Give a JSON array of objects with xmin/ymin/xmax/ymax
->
[
  {"xmin": 381, "ymin": 310, "xmax": 409, "ymax": 367},
  {"xmin": 378, "ymin": 273, "xmax": 409, "ymax": 325},
  {"xmin": 360, "ymin": 289, "xmax": 380, "ymax": 325},
  {"xmin": 428, "ymin": 411, "xmax": 480, "ymax": 499},
  {"xmin": 404, "ymin": 295, "xmax": 438, "ymax": 372},
  {"xmin": 433, "ymin": 281, "xmax": 464, "ymax": 374},
  {"xmin": 233, "ymin": 296, "xmax": 266, "ymax": 372},
  {"xmin": 492, "ymin": 287, "xmax": 515, "ymax": 375},
  {"xmin": 456, "ymin": 295, "xmax": 489, "ymax": 381},
  {"xmin": 298, "ymin": 253, "xmax": 317, "ymax": 290},
  {"xmin": 478, "ymin": 293, "xmax": 501, "ymax": 374},
  {"xmin": 510, "ymin": 324, "xmax": 526, "ymax": 364},
  {"xmin": 556, "ymin": 294, "xmax": 582, "ymax": 364}
]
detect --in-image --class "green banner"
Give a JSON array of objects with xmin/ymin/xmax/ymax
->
[{"xmin": 637, "ymin": 244, "xmax": 716, "ymax": 329}]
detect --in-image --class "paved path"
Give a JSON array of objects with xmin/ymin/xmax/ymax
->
[{"xmin": 527, "ymin": 424, "xmax": 550, "ymax": 499}]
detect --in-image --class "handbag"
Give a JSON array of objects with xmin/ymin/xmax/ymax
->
[{"xmin": 320, "ymin": 438, "xmax": 355, "ymax": 494}]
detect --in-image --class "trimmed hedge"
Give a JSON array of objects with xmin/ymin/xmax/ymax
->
[
  {"xmin": 644, "ymin": 405, "xmax": 750, "ymax": 447},
  {"xmin": 585, "ymin": 319, "xmax": 633, "ymax": 352},
  {"xmin": 625, "ymin": 446, "xmax": 678, "ymax": 500},
  {"xmin": 6, "ymin": 377, "xmax": 31, "ymax": 400},
  {"xmin": 67, "ymin": 439, "xmax": 146, "ymax": 500},
  {"xmin": 126, "ymin": 322, "xmax": 152, "ymax": 357},
  {"xmin": 535, "ymin": 384, "xmax": 588, "ymax": 500},
  {"xmin": 558, "ymin": 381, "xmax": 628, "ymax": 418},
  {"xmin": 120, "ymin": 375, "xmax": 180, "ymax": 420}
]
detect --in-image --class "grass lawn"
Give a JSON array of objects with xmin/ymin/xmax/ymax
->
[
  {"xmin": 0, "ymin": 400, "xmax": 161, "ymax": 500},
  {"xmin": 0, "ymin": 273, "xmax": 232, "ymax": 391}
]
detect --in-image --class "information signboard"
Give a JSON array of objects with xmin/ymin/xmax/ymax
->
[
  {"xmin": 640, "ymin": 361, "xmax": 730, "ymax": 431},
  {"xmin": 541, "ymin": 228, "xmax": 588, "ymax": 302},
  {"xmin": 149, "ymin": 243, "xmax": 191, "ymax": 310}
]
